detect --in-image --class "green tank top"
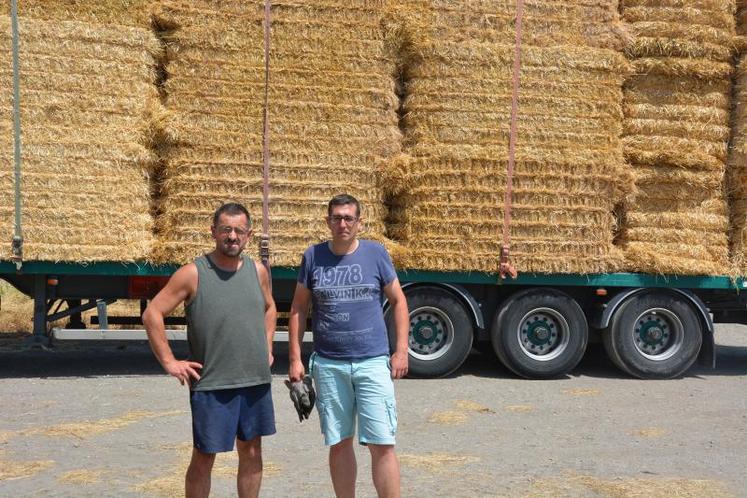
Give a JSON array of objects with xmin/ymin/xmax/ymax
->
[{"xmin": 186, "ymin": 254, "xmax": 271, "ymax": 391}]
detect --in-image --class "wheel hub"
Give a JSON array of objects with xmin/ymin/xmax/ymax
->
[
  {"xmin": 409, "ymin": 307, "xmax": 451, "ymax": 358},
  {"xmin": 637, "ymin": 316, "xmax": 670, "ymax": 352},
  {"xmin": 533, "ymin": 325, "xmax": 551, "ymax": 342},
  {"xmin": 519, "ymin": 308, "xmax": 568, "ymax": 361},
  {"xmin": 522, "ymin": 315, "xmax": 558, "ymax": 351},
  {"xmin": 413, "ymin": 321, "xmax": 438, "ymax": 344},
  {"xmin": 647, "ymin": 326, "xmax": 663, "ymax": 341}
]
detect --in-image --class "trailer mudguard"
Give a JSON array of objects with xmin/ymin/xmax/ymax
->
[{"xmin": 392, "ymin": 282, "xmax": 485, "ymax": 331}]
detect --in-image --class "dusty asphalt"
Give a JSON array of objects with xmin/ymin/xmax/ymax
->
[{"xmin": 1, "ymin": 325, "xmax": 746, "ymax": 497}]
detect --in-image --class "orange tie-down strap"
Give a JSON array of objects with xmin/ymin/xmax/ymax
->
[
  {"xmin": 499, "ymin": 0, "xmax": 524, "ymax": 280},
  {"xmin": 260, "ymin": 0, "xmax": 272, "ymax": 281}
]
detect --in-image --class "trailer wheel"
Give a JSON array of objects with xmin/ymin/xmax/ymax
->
[
  {"xmin": 491, "ymin": 290, "xmax": 588, "ymax": 379},
  {"xmin": 603, "ymin": 292, "xmax": 701, "ymax": 379},
  {"xmin": 386, "ymin": 287, "xmax": 473, "ymax": 378}
]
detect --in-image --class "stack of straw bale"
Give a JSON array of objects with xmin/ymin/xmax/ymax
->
[
  {"xmin": 0, "ymin": 2, "xmax": 158, "ymax": 262},
  {"xmin": 620, "ymin": 0, "xmax": 737, "ymax": 275},
  {"xmin": 729, "ymin": 1, "xmax": 747, "ymax": 272},
  {"xmin": 152, "ymin": 1, "xmax": 400, "ymax": 265},
  {"xmin": 385, "ymin": 1, "xmax": 632, "ymax": 273}
]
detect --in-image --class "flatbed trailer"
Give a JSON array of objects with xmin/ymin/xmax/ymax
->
[{"xmin": 3, "ymin": 261, "xmax": 747, "ymax": 380}]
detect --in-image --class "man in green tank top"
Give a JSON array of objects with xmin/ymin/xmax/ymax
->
[{"xmin": 144, "ymin": 202, "xmax": 276, "ymax": 498}]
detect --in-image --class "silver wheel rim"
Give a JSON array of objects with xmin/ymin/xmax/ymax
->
[
  {"xmin": 632, "ymin": 308, "xmax": 684, "ymax": 361},
  {"xmin": 409, "ymin": 306, "xmax": 454, "ymax": 361},
  {"xmin": 517, "ymin": 307, "xmax": 570, "ymax": 361}
]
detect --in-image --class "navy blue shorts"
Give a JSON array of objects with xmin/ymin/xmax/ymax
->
[{"xmin": 189, "ymin": 384, "xmax": 276, "ymax": 453}]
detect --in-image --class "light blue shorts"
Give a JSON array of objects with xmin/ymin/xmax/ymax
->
[{"xmin": 311, "ymin": 353, "xmax": 398, "ymax": 446}]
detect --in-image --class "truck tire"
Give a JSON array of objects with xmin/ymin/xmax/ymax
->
[
  {"xmin": 491, "ymin": 290, "xmax": 588, "ymax": 379},
  {"xmin": 603, "ymin": 292, "xmax": 702, "ymax": 379},
  {"xmin": 386, "ymin": 287, "xmax": 473, "ymax": 378}
]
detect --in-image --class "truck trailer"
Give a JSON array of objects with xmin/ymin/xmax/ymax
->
[{"xmin": 2, "ymin": 260, "xmax": 746, "ymax": 380}]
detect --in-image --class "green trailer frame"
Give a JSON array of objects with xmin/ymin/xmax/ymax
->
[{"xmin": 2, "ymin": 261, "xmax": 746, "ymax": 379}]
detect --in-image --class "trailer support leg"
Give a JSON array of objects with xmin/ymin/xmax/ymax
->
[
  {"xmin": 65, "ymin": 299, "xmax": 85, "ymax": 329},
  {"xmin": 27, "ymin": 274, "xmax": 50, "ymax": 347}
]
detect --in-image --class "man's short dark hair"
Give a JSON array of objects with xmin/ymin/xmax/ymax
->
[
  {"xmin": 212, "ymin": 202, "xmax": 251, "ymax": 227},
  {"xmin": 328, "ymin": 194, "xmax": 360, "ymax": 217}
]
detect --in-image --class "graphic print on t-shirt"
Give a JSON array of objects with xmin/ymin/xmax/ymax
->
[{"xmin": 313, "ymin": 264, "xmax": 376, "ymax": 304}]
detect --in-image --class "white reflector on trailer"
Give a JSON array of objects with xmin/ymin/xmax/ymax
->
[
  {"xmin": 50, "ymin": 328, "xmax": 312, "ymax": 342},
  {"xmin": 51, "ymin": 328, "xmax": 186, "ymax": 341}
]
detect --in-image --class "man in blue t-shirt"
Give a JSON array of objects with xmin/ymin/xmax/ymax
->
[{"xmin": 289, "ymin": 193, "xmax": 409, "ymax": 498}]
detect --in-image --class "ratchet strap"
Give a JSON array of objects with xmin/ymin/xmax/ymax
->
[
  {"xmin": 10, "ymin": 0, "xmax": 23, "ymax": 271},
  {"xmin": 260, "ymin": 0, "xmax": 272, "ymax": 285},
  {"xmin": 499, "ymin": 0, "xmax": 524, "ymax": 280}
]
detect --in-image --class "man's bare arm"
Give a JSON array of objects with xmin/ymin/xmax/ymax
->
[
  {"xmin": 384, "ymin": 278, "xmax": 409, "ymax": 379},
  {"xmin": 142, "ymin": 263, "xmax": 202, "ymax": 386},
  {"xmin": 255, "ymin": 261, "xmax": 277, "ymax": 367},
  {"xmin": 288, "ymin": 282, "xmax": 312, "ymax": 381}
]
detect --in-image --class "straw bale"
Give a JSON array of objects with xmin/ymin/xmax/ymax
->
[
  {"xmin": 624, "ymin": 74, "xmax": 731, "ymax": 108},
  {"xmin": 629, "ymin": 36, "xmax": 734, "ymax": 61},
  {"xmin": 632, "ymin": 57, "xmax": 734, "ymax": 79},
  {"xmin": 388, "ymin": 0, "xmax": 630, "ymax": 51},
  {"xmin": 622, "ymin": 242, "xmax": 728, "ymax": 275},
  {"xmin": 623, "ymin": 0, "xmax": 733, "ymax": 10},
  {"xmin": 624, "ymin": 120, "xmax": 729, "ymax": 147},
  {"xmin": 624, "ymin": 6, "xmax": 734, "ymax": 30},
  {"xmin": 624, "ymin": 102, "xmax": 729, "ymax": 122},
  {"xmin": 1, "ymin": 0, "xmax": 154, "ymax": 26},
  {"xmin": 0, "ymin": 15, "xmax": 158, "ymax": 262}
]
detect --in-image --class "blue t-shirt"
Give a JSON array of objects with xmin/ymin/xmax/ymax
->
[{"xmin": 298, "ymin": 239, "xmax": 397, "ymax": 360}]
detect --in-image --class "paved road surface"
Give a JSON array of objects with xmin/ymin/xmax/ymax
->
[{"xmin": 1, "ymin": 325, "xmax": 746, "ymax": 497}]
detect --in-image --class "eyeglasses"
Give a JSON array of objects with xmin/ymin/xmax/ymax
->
[
  {"xmin": 216, "ymin": 225, "xmax": 250, "ymax": 236},
  {"xmin": 328, "ymin": 215, "xmax": 358, "ymax": 224}
]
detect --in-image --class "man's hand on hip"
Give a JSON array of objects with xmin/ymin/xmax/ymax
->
[
  {"xmin": 164, "ymin": 359, "xmax": 202, "ymax": 387},
  {"xmin": 390, "ymin": 350, "xmax": 408, "ymax": 379}
]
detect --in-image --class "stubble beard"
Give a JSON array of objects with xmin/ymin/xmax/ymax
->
[{"xmin": 219, "ymin": 240, "xmax": 243, "ymax": 257}]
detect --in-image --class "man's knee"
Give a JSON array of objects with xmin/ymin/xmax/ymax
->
[
  {"xmin": 329, "ymin": 437, "xmax": 354, "ymax": 455},
  {"xmin": 189, "ymin": 448, "xmax": 216, "ymax": 472},
  {"xmin": 237, "ymin": 436, "xmax": 262, "ymax": 461},
  {"xmin": 368, "ymin": 443, "xmax": 396, "ymax": 458}
]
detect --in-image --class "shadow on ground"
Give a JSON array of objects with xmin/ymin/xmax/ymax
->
[{"xmin": 1, "ymin": 335, "xmax": 746, "ymax": 380}]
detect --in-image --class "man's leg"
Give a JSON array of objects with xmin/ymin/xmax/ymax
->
[
  {"xmin": 186, "ymin": 447, "xmax": 215, "ymax": 498},
  {"xmin": 236, "ymin": 436, "xmax": 263, "ymax": 498},
  {"xmin": 368, "ymin": 444, "xmax": 400, "ymax": 498},
  {"xmin": 329, "ymin": 436, "xmax": 357, "ymax": 498}
]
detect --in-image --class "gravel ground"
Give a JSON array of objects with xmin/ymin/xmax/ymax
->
[{"xmin": 1, "ymin": 325, "xmax": 746, "ymax": 497}]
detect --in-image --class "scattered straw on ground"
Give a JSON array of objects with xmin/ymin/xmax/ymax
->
[
  {"xmin": 398, "ymin": 453, "xmax": 480, "ymax": 472},
  {"xmin": 0, "ymin": 430, "xmax": 15, "ymax": 444},
  {"xmin": 562, "ymin": 388, "xmax": 601, "ymax": 397},
  {"xmin": 454, "ymin": 400, "xmax": 494, "ymax": 413},
  {"xmin": 57, "ymin": 469, "xmax": 104, "ymax": 485},
  {"xmin": 0, "ymin": 453, "xmax": 54, "ymax": 481},
  {"xmin": 25, "ymin": 410, "xmax": 184, "ymax": 439},
  {"xmin": 428, "ymin": 410, "xmax": 468, "ymax": 425},
  {"xmin": 133, "ymin": 473, "xmax": 184, "ymax": 497},
  {"xmin": 526, "ymin": 471, "xmax": 735, "ymax": 498},
  {"xmin": 505, "ymin": 404, "xmax": 535, "ymax": 413},
  {"xmin": 633, "ymin": 427, "xmax": 668, "ymax": 439}
]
